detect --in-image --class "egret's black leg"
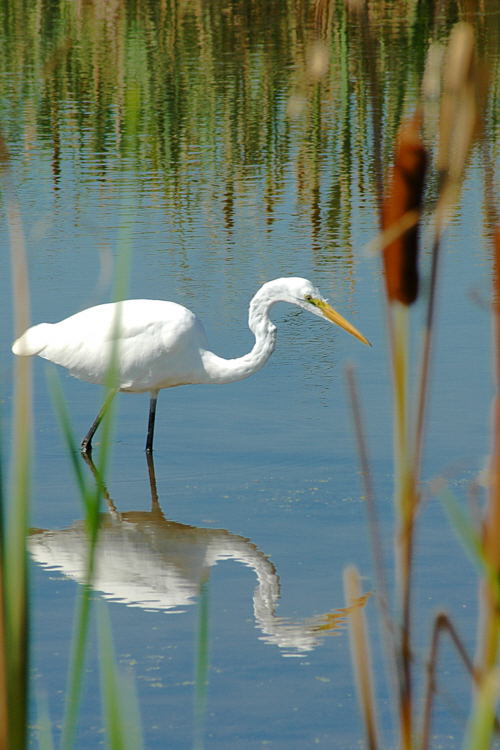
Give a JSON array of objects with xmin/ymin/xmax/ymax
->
[
  {"xmin": 80, "ymin": 390, "xmax": 116, "ymax": 455},
  {"xmin": 145, "ymin": 393, "xmax": 158, "ymax": 454}
]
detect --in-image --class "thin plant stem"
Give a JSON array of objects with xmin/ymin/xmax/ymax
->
[
  {"xmin": 391, "ymin": 302, "xmax": 415, "ymax": 750},
  {"xmin": 345, "ymin": 365, "xmax": 395, "ymax": 652},
  {"xmin": 5, "ymin": 179, "xmax": 31, "ymax": 750},
  {"xmin": 344, "ymin": 565, "xmax": 380, "ymax": 750},
  {"xmin": 59, "ymin": 486, "xmax": 101, "ymax": 750},
  {"xmin": 418, "ymin": 612, "xmax": 500, "ymax": 750},
  {"xmin": 413, "ymin": 226, "xmax": 443, "ymax": 476},
  {"xmin": 0, "ymin": 570, "xmax": 6, "ymax": 750},
  {"xmin": 193, "ymin": 579, "xmax": 210, "ymax": 750},
  {"xmin": 476, "ymin": 224, "xmax": 500, "ymax": 676}
]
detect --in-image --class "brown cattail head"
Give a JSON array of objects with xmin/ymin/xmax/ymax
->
[{"xmin": 381, "ymin": 113, "xmax": 428, "ymax": 305}]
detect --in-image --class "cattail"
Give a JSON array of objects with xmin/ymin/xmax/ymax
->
[
  {"xmin": 381, "ymin": 113, "xmax": 428, "ymax": 306},
  {"xmin": 307, "ymin": 40, "xmax": 329, "ymax": 80},
  {"xmin": 438, "ymin": 22, "xmax": 476, "ymax": 181}
]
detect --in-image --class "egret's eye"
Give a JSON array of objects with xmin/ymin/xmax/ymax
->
[{"xmin": 305, "ymin": 295, "xmax": 314, "ymax": 304}]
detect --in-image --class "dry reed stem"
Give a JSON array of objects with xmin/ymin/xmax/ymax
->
[
  {"xmin": 477, "ymin": 225, "xmax": 500, "ymax": 674},
  {"xmin": 343, "ymin": 565, "xmax": 380, "ymax": 750},
  {"xmin": 419, "ymin": 612, "xmax": 482, "ymax": 750},
  {"xmin": 346, "ymin": 364, "xmax": 404, "ymax": 744},
  {"xmin": 345, "ymin": 366, "xmax": 391, "ymax": 627},
  {"xmin": 348, "ymin": 313, "xmax": 416, "ymax": 748},
  {"xmin": 414, "ymin": 21, "xmax": 480, "ymax": 475},
  {"xmin": 410, "ymin": 25, "xmax": 481, "ymax": 748}
]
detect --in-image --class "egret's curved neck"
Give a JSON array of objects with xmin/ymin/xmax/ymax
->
[{"xmin": 200, "ymin": 285, "xmax": 278, "ymax": 385}]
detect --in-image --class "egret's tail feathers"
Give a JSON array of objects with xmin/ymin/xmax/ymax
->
[{"xmin": 12, "ymin": 323, "xmax": 51, "ymax": 356}]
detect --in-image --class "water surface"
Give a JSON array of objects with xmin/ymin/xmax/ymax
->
[{"xmin": 1, "ymin": 1, "xmax": 499, "ymax": 747}]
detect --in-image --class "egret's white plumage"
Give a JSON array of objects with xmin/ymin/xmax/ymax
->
[
  {"xmin": 12, "ymin": 277, "xmax": 370, "ymax": 453},
  {"xmin": 13, "ymin": 300, "xmax": 208, "ymax": 391}
]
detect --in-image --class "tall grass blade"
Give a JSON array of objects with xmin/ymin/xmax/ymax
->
[
  {"xmin": 97, "ymin": 603, "xmax": 144, "ymax": 750},
  {"xmin": 0, "ymin": 568, "xmax": 7, "ymax": 750},
  {"xmin": 47, "ymin": 373, "xmax": 105, "ymax": 749},
  {"xmin": 4, "ymin": 159, "xmax": 31, "ymax": 750},
  {"xmin": 193, "ymin": 579, "xmax": 210, "ymax": 750},
  {"xmin": 46, "ymin": 366, "xmax": 104, "ymax": 748},
  {"xmin": 59, "ymin": 577, "xmax": 96, "ymax": 749},
  {"xmin": 46, "ymin": 370, "xmax": 87, "ymax": 500},
  {"xmin": 48, "ymin": 204, "xmax": 132, "ymax": 748},
  {"xmin": 437, "ymin": 484, "xmax": 497, "ymax": 589},
  {"xmin": 36, "ymin": 691, "xmax": 56, "ymax": 750},
  {"xmin": 463, "ymin": 670, "xmax": 499, "ymax": 750}
]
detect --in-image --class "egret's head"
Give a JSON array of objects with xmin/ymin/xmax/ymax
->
[{"xmin": 287, "ymin": 278, "xmax": 371, "ymax": 347}]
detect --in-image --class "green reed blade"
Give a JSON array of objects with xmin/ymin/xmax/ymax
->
[
  {"xmin": 46, "ymin": 369, "xmax": 87, "ymax": 500},
  {"xmin": 47, "ymin": 208, "xmax": 131, "ymax": 748},
  {"xmin": 438, "ymin": 484, "xmax": 500, "ymax": 605},
  {"xmin": 97, "ymin": 603, "xmax": 144, "ymax": 750},
  {"xmin": 5, "ymin": 176, "xmax": 32, "ymax": 750},
  {"xmin": 36, "ymin": 690, "xmax": 55, "ymax": 750},
  {"xmin": 46, "ymin": 369, "xmax": 105, "ymax": 749},
  {"xmin": 193, "ymin": 579, "xmax": 210, "ymax": 750},
  {"xmin": 463, "ymin": 670, "xmax": 499, "ymax": 750}
]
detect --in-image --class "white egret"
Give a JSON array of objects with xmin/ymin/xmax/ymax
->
[{"xmin": 12, "ymin": 277, "xmax": 370, "ymax": 454}]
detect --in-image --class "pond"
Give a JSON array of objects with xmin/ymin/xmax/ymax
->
[{"xmin": 1, "ymin": 1, "xmax": 499, "ymax": 748}]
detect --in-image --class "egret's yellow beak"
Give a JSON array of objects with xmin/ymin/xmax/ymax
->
[{"xmin": 312, "ymin": 298, "xmax": 371, "ymax": 347}]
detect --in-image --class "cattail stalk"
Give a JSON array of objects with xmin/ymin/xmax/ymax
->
[
  {"xmin": 381, "ymin": 111, "xmax": 428, "ymax": 750},
  {"xmin": 477, "ymin": 225, "xmax": 500, "ymax": 674}
]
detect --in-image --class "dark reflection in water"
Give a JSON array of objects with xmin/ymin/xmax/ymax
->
[
  {"xmin": 29, "ymin": 455, "xmax": 369, "ymax": 656},
  {"xmin": 3, "ymin": 1, "xmax": 497, "ymax": 273}
]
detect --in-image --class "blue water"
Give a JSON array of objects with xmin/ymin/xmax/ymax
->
[
  {"xmin": 1, "ymin": 18, "xmax": 497, "ymax": 749},
  {"xmin": 1, "ymin": 147, "xmax": 491, "ymax": 748}
]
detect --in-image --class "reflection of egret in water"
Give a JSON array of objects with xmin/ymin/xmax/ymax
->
[{"xmin": 29, "ymin": 455, "xmax": 369, "ymax": 655}]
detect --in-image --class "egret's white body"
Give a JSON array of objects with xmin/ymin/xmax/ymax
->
[
  {"xmin": 19, "ymin": 300, "xmax": 211, "ymax": 392},
  {"xmin": 12, "ymin": 277, "xmax": 369, "ymax": 452}
]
